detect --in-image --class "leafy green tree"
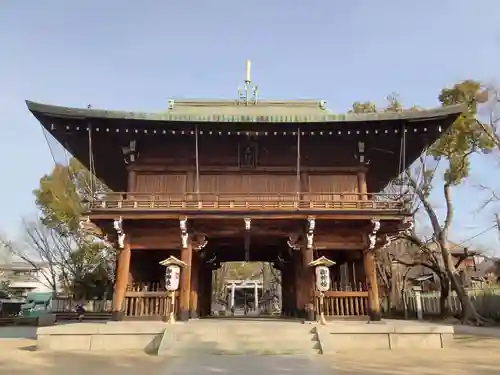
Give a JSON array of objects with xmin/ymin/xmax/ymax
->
[
  {"xmin": 362, "ymin": 83, "xmax": 494, "ymax": 323},
  {"xmin": 33, "ymin": 159, "xmax": 105, "ymax": 234},
  {"xmin": 401, "ymin": 81, "xmax": 494, "ymax": 323},
  {"xmin": 3, "ymin": 159, "xmax": 115, "ymax": 298}
]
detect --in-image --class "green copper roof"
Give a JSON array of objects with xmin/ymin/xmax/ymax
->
[{"xmin": 26, "ymin": 99, "xmax": 466, "ymax": 124}]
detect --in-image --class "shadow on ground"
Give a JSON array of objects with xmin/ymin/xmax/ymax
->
[
  {"xmin": 0, "ymin": 350, "xmax": 168, "ymax": 375},
  {"xmin": 0, "ymin": 326, "xmax": 37, "ymax": 339}
]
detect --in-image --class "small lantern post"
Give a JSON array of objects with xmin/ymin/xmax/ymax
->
[
  {"xmin": 159, "ymin": 256, "xmax": 187, "ymax": 324},
  {"xmin": 308, "ymin": 256, "xmax": 336, "ymax": 325}
]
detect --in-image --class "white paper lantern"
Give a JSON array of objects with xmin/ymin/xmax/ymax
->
[
  {"xmin": 315, "ymin": 266, "xmax": 330, "ymax": 292},
  {"xmin": 165, "ymin": 265, "xmax": 181, "ymax": 291}
]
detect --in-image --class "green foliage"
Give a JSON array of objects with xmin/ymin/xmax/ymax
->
[
  {"xmin": 349, "ymin": 101, "xmax": 378, "ymax": 113},
  {"xmin": 0, "ymin": 281, "xmax": 10, "ymax": 298},
  {"xmin": 430, "ymin": 80, "xmax": 495, "ymax": 185},
  {"xmin": 384, "ymin": 93, "xmax": 403, "ymax": 112},
  {"xmin": 31, "ymin": 158, "xmax": 114, "ymax": 298},
  {"xmin": 224, "ymin": 262, "xmax": 262, "ymax": 280},
  {"xmin": 33, "ymin": 158, "xmax": 107, "ymax": 234},
  {"xmin": 66, "ymin": 246, "xmax": 114, "ymax": 299}
]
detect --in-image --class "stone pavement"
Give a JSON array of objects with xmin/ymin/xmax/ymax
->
[
  {"xmin": 162, "ymin": 355, "xmax": 331, "ymax": 374},
  {"xmin": 1, "ymin": 334, "xmax": 500, "ymax": 374},
  {"xmin": 454, "ymin": 324, "xmax": 500, "ymax": 338}
]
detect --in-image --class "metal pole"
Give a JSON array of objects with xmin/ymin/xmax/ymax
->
[
  {"xmin": 296, "ymin": 127, "xmax": 301, "ymax": 195},
  {"xmin": 195, "ymin": 124, "xmax": 200, "ymax": 196}
]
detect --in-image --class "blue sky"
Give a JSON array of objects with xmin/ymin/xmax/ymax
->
[{"xmin": 1, "ymin": 1, "xmax": 499, "ymax": 252}]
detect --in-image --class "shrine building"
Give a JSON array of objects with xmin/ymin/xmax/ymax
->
[{"xmin": 26, "ymin": 62, "xmax": 464, "ymax": 322}]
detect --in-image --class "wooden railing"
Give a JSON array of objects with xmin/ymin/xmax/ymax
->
[
  {"xmin": 124, "ymin": 282, "xmax": 178, "ymax": 319},
  {"xmin": 88, "ymin": 192, "xmax": 407, "ymax": 212},
  {"xmin": 314, "ymin": 291, "xmax": 369, "ymax": 318},
  {"xmin": 52, "ymin": 298, "xmax": 112, "ymax": 313}
]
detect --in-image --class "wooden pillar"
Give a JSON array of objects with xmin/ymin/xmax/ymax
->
[
  {"xmin": 301, "ymin": 246, "xmax": 314, "ymax": 319},
  {"xmin": 363, "ymin": 249, "xmax": 381, "ymax": 321},
  {"xmin": 197, "ymin": 264, "xmax": 206, "ymax": 318},
  {"xmin": 127, "ymin": 170, "xmax": 136, "ymax": 191},
  {"xmin": 358, "ymin": 170, "xmax": 368, "ymax": 200},
  {"xmin": 111, "ymin": 240, "xmax": 131, "ymax": 321},
  {"xmin": 204, "ymin": 266, "xmax": 213, "ymax": 316},
  {"xmin": 280, "ymin": 264, "xmax": 289, "ymax": 316},
  {"xmin": 179, "ymin": 243, "xmax": 193, "ymax": 321},
  {"xmin": 203, "ymin": 266, "xmax": 211, "ymax": 317},
  {"xmin": 285, "ymin": 263, "xmax": 295, "ymax": 317},
  {"xmin": 198, "ymin": 264, "xmax": 205, "ymax": 317},
  {"xmin": 190, "ymin": 252, "xmax": 200, "ymax": 318},
  {"xmin": 292, "ymin": 251, "xmax": 301, "ymax": 317}
]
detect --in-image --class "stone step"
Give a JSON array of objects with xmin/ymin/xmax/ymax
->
[{"xmin": 158, "ymin": 323, "xmax": 321, "ymax": 356}]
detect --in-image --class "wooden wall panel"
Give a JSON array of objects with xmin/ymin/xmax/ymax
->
[
  {"xmin": 307, "ymin": 174, "xmax": 359, "ymax": 201},
  {"xmin": 135, "ymin": 173, "xmax": 187, "ymax": 193},
  {"xmin": 314, "ymin": 232, "xmax": 363, "ymax": 249},
  {"xmin": 199, "ymin": 174, "xmax": 297, "ymax": 194},
  {"xmin": 257, "ymin": 137, "xmax": 297, "ymax": 167},
  {"xmin": 301, "ymin": 137, "xmax": 358, "ymax": 166},
  {"xmin": 198, "ymin": 136, "xmax": 239, "ymax": 167},
  {"xmin": 137, "ymin": 137, "xmax": 195, "ymax": 166}
]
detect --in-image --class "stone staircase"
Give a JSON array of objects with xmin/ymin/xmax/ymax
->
[{"xmin": 159, "ymin": 320, "xmax": 322, "ymax": 356}]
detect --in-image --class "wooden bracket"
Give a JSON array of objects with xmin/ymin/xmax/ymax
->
[
  {"xmin": 368, "ymin": 218, "xmax": 380, "ymax": 250},
  {"xmin": 306, "ymin": 216, "xmax": 316, "ymax": 250},
  {"xmin": 113, "ymin": 216, "xmax": 125, "ymax": 249}
]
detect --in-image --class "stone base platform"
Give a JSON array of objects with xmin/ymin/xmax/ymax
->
[
  {"xmin": 36, "ymin": 321, "xmax": 165, "ymax": 353},
  {"xmin": 315, "ymin": 320, "xmax": 454, "ymax": 354},
  {"xmin": 35, "ymin": 319, "xmax": 454, "ymax": 354}
]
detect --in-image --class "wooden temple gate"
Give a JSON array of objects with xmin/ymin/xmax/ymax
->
[{"xmin": 27, "ymin": 66, "xmax": 462, "ymax": 322}]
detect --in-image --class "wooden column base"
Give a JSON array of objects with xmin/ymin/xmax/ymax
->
[
  {"xmin": 368, "ymin": 310, "xmax": 382, "ymax": 321},
  {"xmin": 178, "ymin": 310, "xmax": 190, "ymax": 321},
  {"xmin": 111, "ymin": 311, "xmax": 125, "ymax": 321}
]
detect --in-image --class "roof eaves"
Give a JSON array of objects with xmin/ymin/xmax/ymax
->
[{"xmin": 26, "ymin": 100, "xmax": 467, "ymax": 124}]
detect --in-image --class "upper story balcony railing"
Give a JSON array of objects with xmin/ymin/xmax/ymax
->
[{"xmin": 87, "ymin": 192, "xmax": 409, "ymax": 213}]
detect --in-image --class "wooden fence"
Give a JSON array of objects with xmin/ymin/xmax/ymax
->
[
  {"xmin": 393, "ymin": 290, "xmax": 500, "ymax": 320},
  {"xmin": 124, "ymin": 282, "xmax": 178, "ymax": 319},
  {"xmin": 314, "ymin": 291, "xmax": 369, "ymax": 318},
  {"xmin": 51, "ymin": 298, "xmax": 112, "ymax": 313}
]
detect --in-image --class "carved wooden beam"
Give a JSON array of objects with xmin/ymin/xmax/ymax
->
[
  {"xmin": 113, "ymin": 217, "xmax": 126, "ymax": 249},
  {"xmin": 368, "ymin": 218, "xmax": 380, "ymax": 250},
  {"xmin": 381, "ymin": 217, "xmax": 414, "ymax": 249},
  {"xmin": 79, "ymin": 216, "xmax": 104, "ymax": 238},
  {"xmin": 306, "ymin": 216, "xmax": 316, "ymax": 250},
  {"xmin": 122, "ymin": 139, "xmax": 138, "ymax": 165},
  {"xmin": 192, "ymin": 233, "xmax": 208, "ymax": 250},
  {"xmin": 205, "ymin": 253, "xmax": 217, "ymax": 264},
  {"xmin": 287, "ymin": 233, "xmax": 300, "ymax": 251},
  {"xmin": 244, "ymin": 217, "xmax": 251, "ymax": 261},
  {"xmin": 244, "ymin": 217, "xmax": 251, "ymax": 231},
  {"xmin": 277, "ymin": 255, "xmax": 288, "ymax": 265},
  {"xmin": 179, "ymin": 217, "xmax": 188, "ymax": 248}
]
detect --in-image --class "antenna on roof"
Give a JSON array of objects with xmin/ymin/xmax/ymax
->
[
  {"xmin": 245, "ymin": 59, "xmax": 251, "ymax": 84},
  {"xmin": 238, "ymin": 59, "xmax": 258, "ymax": 105}
]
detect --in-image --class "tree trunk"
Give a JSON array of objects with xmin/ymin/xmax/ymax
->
[
  {"xmin": 438, "ymin": 276, "xmax": 450, "ymax": 318},
  {"xmin": 441, "ymin": 244, "xmax": 487, "ymax": 325}
]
